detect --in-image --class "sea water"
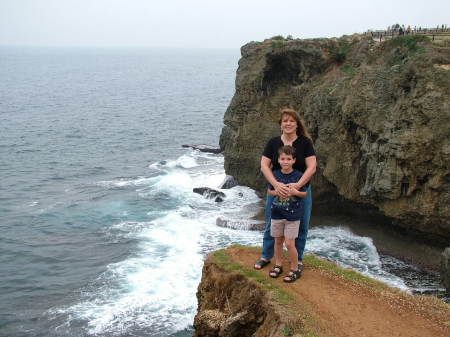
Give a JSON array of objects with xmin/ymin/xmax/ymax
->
[{"xmin": 0, "ymin": 46, "xmax": 446, "ymax": 337}]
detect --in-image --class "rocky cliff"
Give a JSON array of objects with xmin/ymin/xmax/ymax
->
[
  {"xmin": 193, "ymin": 246, "xmax": 450, "ymax": 337},
  {"xmin": 219, "ymin": 35, "xmax": 450, "ymax": 240}
]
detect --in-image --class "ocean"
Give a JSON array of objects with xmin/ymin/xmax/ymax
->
[{"xmin": 0, "ymin": 46, "xmax": 446, "ymax": 337}]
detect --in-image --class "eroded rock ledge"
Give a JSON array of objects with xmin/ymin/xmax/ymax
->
[{"xmin": 219, "ymin": 36, "xmax": 450, "ymax": 241}]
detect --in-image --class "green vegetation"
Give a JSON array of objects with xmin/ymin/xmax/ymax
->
[
  {"xmin": 271, "ymin": 35, "xmax": 286, "ymax": 40},
  {"xmin": 329, "ymin": 40, "xmax": 352, "ymax": 64},
  {"xmin": 271, "ymin": 41, "xmax": 284, "ymax": 48},
  {"xmin": 341, "ymin": 64, "xmax": 356, "ymax": 76},
  {"xmin": 282, "ymin": 327, "xmax": 294, "ymax": 336},
  {"xmin": 384, "ymin": 35, "xmax": 430, "ymax": 52},
  {"xmin": 268, "ymin": 34, "xmax": 297, "ymax": 48}
]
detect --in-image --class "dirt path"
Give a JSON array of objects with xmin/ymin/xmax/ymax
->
[{"xmin": 227, "ymin": 246, "xmax": 450, "ymax": 337}]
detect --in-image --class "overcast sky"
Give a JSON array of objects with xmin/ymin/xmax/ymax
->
[{"xmin": 1, "ymin": 0, "xmax": 449, "ymax": 49}]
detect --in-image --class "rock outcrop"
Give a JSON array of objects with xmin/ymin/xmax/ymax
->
[
  {"xmin": 220, "ymin": 35, "xmax": 450, "ymax": 240},
  {"xmin": 193, "ymin": 187, "xmax": 226, "ymax": 202},
  {"xmin": 182, "ymin": 144, "xmax": 222, "ymax": 154}
]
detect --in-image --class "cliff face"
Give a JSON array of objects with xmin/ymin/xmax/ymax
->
[
  {"xmin": 219, "ymin": 36, "xmax": 450, "ymax": 240},
  {"xmin": 193, "ymin": 253, "xmax": 289, "ymax": 337}
]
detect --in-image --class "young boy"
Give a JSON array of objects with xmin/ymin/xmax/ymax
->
[{"xmin": 267, "ymin": 146, "xmax": 307, "ymax": 283}]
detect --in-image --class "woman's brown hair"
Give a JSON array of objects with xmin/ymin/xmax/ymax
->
[{"xmin": 278, "ymin": 108, "xmax": 311, "ymax": 139}]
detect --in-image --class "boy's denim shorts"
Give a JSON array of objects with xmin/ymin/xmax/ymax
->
[{"xmin": 270, "ymin": 219, "xmax": 300, "ymax": 239}]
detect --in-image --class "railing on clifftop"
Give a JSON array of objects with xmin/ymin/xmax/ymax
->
[{"xmin": 365, "ymin": 26, "xmax": 450, "ymax": 45}]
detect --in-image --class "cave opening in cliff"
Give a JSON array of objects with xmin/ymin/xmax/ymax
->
[{"xmin": 261, "ymin": 50, "xmax": 325, "ymax": 95}]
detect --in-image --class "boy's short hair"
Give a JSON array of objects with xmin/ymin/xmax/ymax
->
[{"xmin": 278, "ymin": 145, "xmax": 296, "ymax": 158}]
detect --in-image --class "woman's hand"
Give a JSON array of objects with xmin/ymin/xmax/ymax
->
[
  {"xmin": 274, "ymin": 182, "xmax": 290, "ymax": 198},
  {"xmin": 287, "ymin": 184, "xmax": 299, "ymax": 196},
  {"xmin": 288, "ymin": 182, "xmax": 301, "ymax": 191}
]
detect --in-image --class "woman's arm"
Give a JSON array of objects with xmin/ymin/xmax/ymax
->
[
  {"xmin": 292, "ymin": 155, "xmax": 317, "ymax": 190},
  {"xmin": 267, "ymin": 189, "xmax": 278, "ymax": 196},
  {"xmin": 261, "ymin": 156, "xmax": 290, "ymax": 197},
  {"xmin": 289, "ymin": 187, "xmax": 307, "ymax": 198}
]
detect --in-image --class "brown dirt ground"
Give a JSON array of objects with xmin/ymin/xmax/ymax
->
[{"xmin": 227, "ymin": 246, "xmax": 450, "ymax": 337}]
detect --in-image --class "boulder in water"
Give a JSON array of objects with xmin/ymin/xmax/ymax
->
[
  {"xmin": 182, "ymin": 144, "xmax": 222, "ymax": 154},
  {"xmin": 193, "ymin": 187, "xmax": 226, "ymax": 202}
]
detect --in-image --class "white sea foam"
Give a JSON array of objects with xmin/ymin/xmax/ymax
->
[
  {"xmin": 56, "ymin": 213, "xmax": 203, "ymax": 336},
  {"xmin": 308, "ymin": 226, "xmax": 409, "ymax": 290},
  {"xmin": 96, "ymin": 177, "xmax": 152, "ymax": 188}
]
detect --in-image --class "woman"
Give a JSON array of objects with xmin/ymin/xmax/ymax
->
[{"xmin": 254, "ymin": 108, "xmax": 316, "ymax": 276}]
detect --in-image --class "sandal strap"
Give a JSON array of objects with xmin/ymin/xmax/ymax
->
[
  {"xmin": 255, "ymin": 259, "xmax": 270, "ymax": 266},
  {"xmin": 269, "ymin": 265, "xmax": 283, "ymax": 276},
  {"xmin": 284, "ymin": 269, "xmax": 300, "ymax": 282}
]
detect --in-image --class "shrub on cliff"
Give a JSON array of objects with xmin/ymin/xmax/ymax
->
[
  {"xmin": 271, "ymin": 35, "xmax": 286, "ymax": 40},
  {"xmin": 329, "ymin": 40, "xmax": 352, "ymax": 64}
]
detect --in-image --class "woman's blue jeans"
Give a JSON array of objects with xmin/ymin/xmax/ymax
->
[{"xmin": 262, "ymin": 185, "xmax": 312, "ymax": 262}]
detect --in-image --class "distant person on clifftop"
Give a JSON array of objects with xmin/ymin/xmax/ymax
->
[
  {"xmin": 254, "ymin": 108, "xmax": 316, "ymax": 279},
  {"xmin": 267, "ymin": 146, "xmax": 308, "ymax": 283}
]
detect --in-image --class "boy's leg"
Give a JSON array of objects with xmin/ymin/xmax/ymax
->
[
  {"xmin": 269, "ymin": 219, "xmax": 285, "ymax": 278},
  {"xmin": 284, "ymin": 238, "xmax": 298, "ymax": 271},
  {"xmin": 261, "ymin": 194, "xmax": 275, "ymax": 260},
  {"xmin": 295, "ymin": 185, "xmax": 312, "ymax": 263},
  {"xmin": 284, "ymin": 220, "xmax": 300, "ymax": 271},
  {"xmin": 274, "ymin": 237, "xmax": 284, "ymax": 266}
]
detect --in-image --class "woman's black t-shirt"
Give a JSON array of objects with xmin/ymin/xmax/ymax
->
[{"xmin": 262, "ymin": 135, "xmax": 316, "ymax": 177}]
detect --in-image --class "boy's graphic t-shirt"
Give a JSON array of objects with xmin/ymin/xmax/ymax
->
[{"xmin": 269, "ymin": 169, "xmax": 306, "ymax": 221}]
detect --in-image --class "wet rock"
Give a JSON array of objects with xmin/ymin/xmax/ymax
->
[
  {"xmin": 440, "ymin": 247, "xmax": 450, "ymax": 292},
  {"xmin": 182, "ymin": 144, "xmax": 222, "ymax": 154},
  {"xmin": 193, "ymin": 187, "xmax": 226, "ymax": 202},
  {"xmin": 216, "ymin": 216, "xmax": 265, "ymax": 231},
  {"xmin": 219, "ymin": 175, "xmax": 239, "ymax": 189}
]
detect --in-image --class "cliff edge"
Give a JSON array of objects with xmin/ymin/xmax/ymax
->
[
  {"xmin": 219, "ymin": 35, "xmax": 450, "ymax": 240},
  {"xmin": 193, "ymin": 246, "xmax": 449, "ymax": 337}
]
